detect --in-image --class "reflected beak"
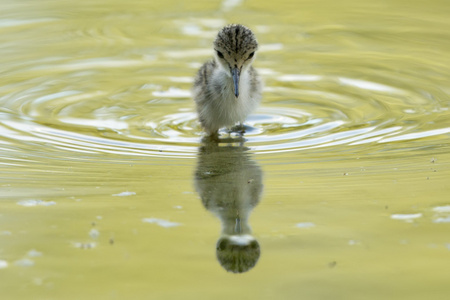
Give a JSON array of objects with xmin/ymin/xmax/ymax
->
[
  {"xmin": 234, "ymin": 217, "xmax": 242, "ymax": 234},
  {"xmin": 231, "ymin": 67, "xmax": 240, "ymax": 98}
]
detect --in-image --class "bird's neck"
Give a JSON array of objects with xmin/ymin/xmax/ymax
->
[
  {"xmin": 215, "ymin": 67, "xmax": 251, "ymax": 97},
  {"xmin": 219, "ymin": 212, "xmax": 252, "ymax": 236}
]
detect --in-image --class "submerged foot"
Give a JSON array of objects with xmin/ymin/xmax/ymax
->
[{"xmin": 230, "ymin": 123, "xmax": 246, "ymax": 135}]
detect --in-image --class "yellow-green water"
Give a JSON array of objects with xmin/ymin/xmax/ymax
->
[{"xmin": 1, "ymin": 0, "xmax": 450, "ymax": 299}]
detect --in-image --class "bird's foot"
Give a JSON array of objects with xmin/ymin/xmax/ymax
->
[{"xmin": 230, "ymin": 123, "xmax": 246, "ymax": 135}]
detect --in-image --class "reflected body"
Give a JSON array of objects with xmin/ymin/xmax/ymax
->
[
  {"xmin": 194, "ymin": 137, "xmax": 263, "ymax": 273},
  {"xmin": 193, "ymin": 24, "xmax": 263, "ymax": 135}
]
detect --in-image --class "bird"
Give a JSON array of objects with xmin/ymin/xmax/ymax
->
[{"xmin": 192, "ymin": 24, "xmax": 262, "ymax": 136}]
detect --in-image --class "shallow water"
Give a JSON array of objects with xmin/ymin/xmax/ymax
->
[{"xmin": 1, "ymin": 0, "xmax": 450, "ymax": 299}]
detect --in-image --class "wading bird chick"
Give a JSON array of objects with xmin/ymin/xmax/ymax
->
[{"xmin": 193, "ymin": 24, "xmax": 262, "ymax": 135}]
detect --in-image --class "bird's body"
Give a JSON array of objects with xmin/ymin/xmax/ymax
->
[{"xmin": 193, "ymin": 24, "xmax": 262, "ymax": 135}]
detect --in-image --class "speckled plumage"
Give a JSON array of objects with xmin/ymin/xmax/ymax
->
[{"xmin": 193, "ymin": 24, "xmax": 262, "ymax": 135}]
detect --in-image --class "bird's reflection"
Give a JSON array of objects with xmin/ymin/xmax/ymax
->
[{"xmin": 194, "ymin": 136, "xmax": 263, "ymax": 273}]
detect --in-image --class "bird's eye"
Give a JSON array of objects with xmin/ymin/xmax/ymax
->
[
  {"xmin": 216, "ymin": 51, "xmax": 224, "ymax": 59},
  {"xmin": 248, "ymin": 52, "xmax": 255, "ymax": 59}
]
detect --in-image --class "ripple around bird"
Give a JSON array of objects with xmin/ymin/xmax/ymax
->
[
  {"xmin": 1, "ymin": 10, "xmax": 448, "ymax": 160},
  {"xmin": 1, "ymin": 68, "xmax": 448, "ymax": 159}
]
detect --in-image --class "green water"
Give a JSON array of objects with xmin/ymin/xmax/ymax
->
[{"xmin": 1, "ymin": 0, "xmax": 450, "ymax": 299}]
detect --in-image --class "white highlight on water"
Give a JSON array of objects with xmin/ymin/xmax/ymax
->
[
  {"xmin": 0, "ymin": 260, "xmax": 8, "ymax": 269},
  {"xmin": 380, "ymin": 127, "xmax": 450, "ymax": 143},
  {"xmin": 142, "ymin": 218, "xmax": 182, "ymax": 228},
  {"xmin": 112, "ymin": 191, "xmax": 136, "ymax": 197},
  {"xmin": 390, "ymin": 213, "xmax": 422, "ymax": 221},
  {"xmin": 14, "ymin": 258, "xmax": 34, "ymax": 267},
  {"xmin": 295, "ymin": 222, "xmax": 316, "ymax": 228},
  {"xmin": 433, "ymin": 206, "xmax": 450, "ymax": 213},
  {"xmin": 339, "ymin": 77, "xmax": 401, "ymax": 93},
  {"xmin": 27, "ymin": 249, "xmax": 42, "ymax": 257},
  {"xmin": 277, "ymin": 75, "xmax": 323, "ymax": 82},
  {"xmin": 61, "ymin": 118, "xmax": 128, "ymax": 131},
  {"xmin": 221, "ymin": 0, "xmax": 242, "ymax": 11},
  {"xmin": 260, "ymin": 43, "xmax": 284, "ymax": 52},
  {"xmin": 152, "ymin": 87, "xmax": 191, "ymax": 98},
  {"xmin": 432, "ymin": 205, "xmax": 450, "ymax": 223},
  {"xmin": 165, "ymin": 49, "xmax": 211, "ymax": 58},
  {"xmin": 433, "ymin": 217, "xmax": 450, "ymax": 223},
  {"xmin": 17, "ymin": 200, "xmax": 56, "ymax": 207},
  {"xmin": 89, "ymin": 228, "xmax": 100, "ymax": 239}
]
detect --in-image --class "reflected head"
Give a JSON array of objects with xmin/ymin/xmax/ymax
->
[{"xmin": 216, "ymin": 236, "xmax": 260, "ymax": 273}]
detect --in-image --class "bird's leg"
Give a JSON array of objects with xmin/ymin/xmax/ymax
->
[
  {"xmin": 239, "ymin": 138, "xmax": 245, "ymax": 147},
  {"xmin": 207, "ymin": 130, "xmax": 220, "ymax": 141}
]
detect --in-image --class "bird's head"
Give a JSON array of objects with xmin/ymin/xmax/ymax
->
[{"xmin": 213, "ymin": 24, "xmax": 258, "ymax": 98}]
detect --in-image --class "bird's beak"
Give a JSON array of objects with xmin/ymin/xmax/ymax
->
[{"xmin": 231, "ymin": 67, "xmax": 240, "ymax": 98}]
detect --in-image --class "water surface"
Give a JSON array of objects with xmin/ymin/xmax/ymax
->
[{"xmin": 1, "ymin": 0, "xmax": 450, "ymax": 299}]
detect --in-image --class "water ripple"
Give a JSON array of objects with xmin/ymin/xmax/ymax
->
[
  {"xmin": 0, "ymin": 14, "xmax": 449, "ymax": 159},
  {"xmin": 0, "ymin": 69, "xmax": 448, "ymax": 158}
]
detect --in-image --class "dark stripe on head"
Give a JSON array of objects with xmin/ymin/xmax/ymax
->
[
  {"xmin": 227, "ymin": 28, "xmax": 233, "ymax": 50},
  {"xmin": 238, "ymin": 28, "xmax": 245, "ymax": 54},
  {"xmin": 235, "ymin": 26, "xmax": 240, "ymax": 53}
]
